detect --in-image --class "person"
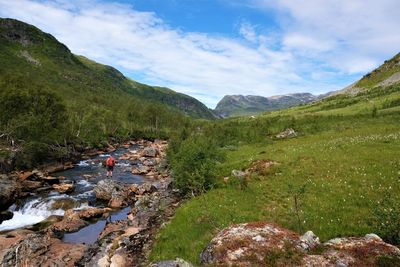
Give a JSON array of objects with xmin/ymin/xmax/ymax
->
[{"xmin": 106, "ymin": 155, "xmax": 116, "ymax": 178}]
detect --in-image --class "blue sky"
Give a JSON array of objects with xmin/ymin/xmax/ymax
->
[{"xmin": 0, "ymin": 0, "xmax": 399, "ymax": 108}]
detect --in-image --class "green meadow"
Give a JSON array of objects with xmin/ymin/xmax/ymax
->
[{"xmin": 150, "ymin": 84, "xmax": 400, "ymax": 264}]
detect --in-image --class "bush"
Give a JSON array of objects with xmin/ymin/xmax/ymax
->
[
  {"xmin": 372, "ymin": 193, "xmax": 400, "ymax": 245},
  {"xmin": 170, "ymin": 136, "xmax": 225, "ymax": 195}
]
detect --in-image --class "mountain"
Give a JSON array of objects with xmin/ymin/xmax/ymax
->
[
  {"xmin": 0, "ymin": 18, "xmax": 219, "ymax": 167},
  {"xmin": 330, "ymin": 53, "xmax": 400, "ymax": 96},
  {"xmin": 214, "ymin": 93, "xmax": 317, "ymax": 118},
  {"xmin": 0, "ymin": 18, "xmax": 215, "ymax": 120}
]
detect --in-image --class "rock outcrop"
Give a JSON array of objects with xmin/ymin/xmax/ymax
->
[
  {"xmin": 276, "ymin": 128, "xmax": 297, "ymax": 139},
  {"xmin": 1, "ymin": 231, "xmax": 86, "ymax": 267},
  {"xmin": 0, "ymin": 175, "xmax": 20, "ymax": 211},
  {"xmin": 201, "ymin": 222, "xmax": 400, "ymax": 266},
  {"xmin": 94, "ymin": 179, "xmax": 129, "ymax": 208}
]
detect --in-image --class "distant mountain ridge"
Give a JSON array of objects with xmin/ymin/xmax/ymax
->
[
  {"xmin": 214, "ymin": 53, "xmax": 400, "ymax": 118},
  {"xmin": 214, "ymin": 93, "xmax": 318, "ymax": 117}
]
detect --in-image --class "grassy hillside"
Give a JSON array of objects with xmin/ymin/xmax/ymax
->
[
  {"xmin": 0, "ymin": 18, "xmax": 208, "ymax": 168},
  {"xmin": 150, "ymin": 79, "xmax": 400, "ymax": 264},
  {"xmin": 355, "ymin": 53, "xmax": 400, "ymax": 88}
]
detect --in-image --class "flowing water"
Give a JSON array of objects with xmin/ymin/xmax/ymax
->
[{"xmin": 0, "ymin": 146, "xmax": 148, "ymax": 236}]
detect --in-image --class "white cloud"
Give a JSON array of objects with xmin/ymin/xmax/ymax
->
[
  {"xmin": 251, "ymin": 0, "xmax": 400, "ymax": 74},
  {"xmin": 0, "ymin": 0, "xmax": 398, "ymax": 108},
  {"xmin": 239, "ymin": 21, "xmax": 258, "ymax": 43}
]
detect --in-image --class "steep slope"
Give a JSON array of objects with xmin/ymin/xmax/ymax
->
[
  {"xmin": 214, "ymin": 93, "xmax": 317, "ymax": 117},
  {"xmin": 0, "ymin": 18, "xmax": 215, "ymax": 120}
]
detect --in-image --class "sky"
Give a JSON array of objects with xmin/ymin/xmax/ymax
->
[{"xmin": 0, "ymin": 0, "xmax": 399, "ymax": 108}]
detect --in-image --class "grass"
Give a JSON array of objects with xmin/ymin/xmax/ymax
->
[{"xmin": 150, "ymin": 112, "xmax": 400, "ymax": 265}]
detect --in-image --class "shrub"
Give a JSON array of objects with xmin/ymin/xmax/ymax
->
[
  {"xmin": 372, "ymin": 192, "xmax": 400, "ymax": 245},
  {"xmin": 170, "ymin": 136, "xmax": 225, "ymax": 195}
]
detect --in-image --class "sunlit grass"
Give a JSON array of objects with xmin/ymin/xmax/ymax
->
[{"xmin": 150, "ymin": 114, "xmax": 400, "ymax": 264}]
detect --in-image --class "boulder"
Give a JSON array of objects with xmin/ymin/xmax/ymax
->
[
  {"xmin": 18, "ymin": 171, "xmax": 34, "ymax": 181},
  {"xmin": 142, "ymin": 147, "xmax": 159, "ymax": 157},
  {"xmin": 200, "ymin": 222, "xmax": 305, "ymax": 266},
  {"xmin": 0, "ymin": 175, "xmax": 19, "ymax": 210},
  {"xmin": 231, "ymin": 169, "xmax": 247, "ymax": 178},
  {"xmin": 94, "ymin": 179, "xmax": 129, "ymax": 208},
  {"xmin": 137, "ymin": 183, "xmax": 158, "ymax": 195},
  {"xmin": 276, "ymin": 128, "xmax": 297, "ymax": 139},
  {"xmin": 143, "ymin": 158, "xmax": 158, "ymax": 166},
  {"xmin": 0, "ymin": 210, "xmax": 13, "ymax": 224},
  {"xmin": 299, "ymin": 230, "xmax": 320, "ymax": 250},
  {"xmin": 1, "ymin": 231, "xmax": 86, "ymax": 266},
  {"xmin": 94, "ymin": 179, "xmax": 126, "ymax": 201},
  {"xmin": 200, "ymin": 222, "xmax": 400, "ymax": 267},
  {"xmin": 52, "ymin": 183, "xmax": 75, "ymax": 194},
  {"xmin": 151, "ymin": 258, "xmax": 194, "ymax": 267},
  {"xmin": 132, "ymin": 165, "xmax": 150, "ymax": 175}
]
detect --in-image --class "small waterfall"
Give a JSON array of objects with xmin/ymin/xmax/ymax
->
[{"xmin": 0, "ymin": 198, "xmax": 64, "ymax": 231}]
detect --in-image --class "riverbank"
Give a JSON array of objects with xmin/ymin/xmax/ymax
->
[{"xmin": 0, "ymin": 139, "xmax": 183, "ymax": 266}]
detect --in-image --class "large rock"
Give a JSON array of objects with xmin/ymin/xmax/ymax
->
[
  {"xmin": 52, "ymin": 183, "xmax": 75, "ymax": 194},
  {"xmin": 151, "ymin": 258, "xmax": 194, "ymax": 267},
  {"xmin": 0, "ymin": 210, "xmax": 13, "ymax": 224},
  {"xmin": 276, "ymin": 128, "xmax": 297, "ymax": 139},
  {"xmin": 142, "ymin": 147, "xmax": 159, "ymax": 157},
  {"xmin": 1, "ymin": 231, "xmax": 86, "ymax": 266},
  {"xmin": 94, "ymin": 179, "xmax": 129, "ymax": 208},
  {"xmin": 200, "ymin": 222, "xmax": 305, "ymax": 266},
  {"xmin": 200, "ymin": 222, "xmax": 400, "ymax": 267},
  {"xmin": 0, "ymin": 174, "xmax": 19, "ymax": 210}
]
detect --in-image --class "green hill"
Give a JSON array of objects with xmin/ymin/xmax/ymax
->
[
  {"xmin": 150, "ymin": 53, "xmax": 400, "ymax": 264},
  {"xmin": 0, "ymin": 18, "xmax": 216, "ymax": 168},
  {"xmin": 0, "ymin": 18, "xmax": 215, "ymax": 120}
]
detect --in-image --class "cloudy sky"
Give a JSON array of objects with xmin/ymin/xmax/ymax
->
[{"xmin": 1, "ymin": 0, "xmax": 399, "ymax": 107}]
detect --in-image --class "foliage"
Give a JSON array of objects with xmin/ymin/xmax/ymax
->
[
  {"xmin": 151, "ymin": 109, "xmax": 400, "ymax": 264},
  {"xmin": 0, "ymin": 18, "xmax": 200, "ymax": 168},
  {"xmin": 372, "ymin": 192, "xmax": 400, "ymax": 245},
  {"xmin": 169, "ymin": 135, "xmax": 225, "ymax": 195}
]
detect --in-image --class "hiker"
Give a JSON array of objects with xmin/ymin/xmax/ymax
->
[{"xmin": 106, "ymin": 155, "xmax": 116, "ymax": 178}]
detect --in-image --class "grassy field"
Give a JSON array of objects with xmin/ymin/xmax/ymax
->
[{"xmin": 150, "ymin": 108, "xmax": 400, "ymax": 264}]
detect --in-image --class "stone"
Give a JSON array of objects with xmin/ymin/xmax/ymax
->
[
  {"xmin": 231, "ymin": 169, "xmax": 247, "ymax": 178},
  {"xmin": 0, "ymin": 231, "xmax": 86, "ymax": 266},
  {"xmin": 0, "ymin": 210, "xmax": 13, "ymax": 224},
  {"xmin": 364, "ymin": 233, "xmax": 382, "ymax": 241},
  {"xmin": 18, "ymin": 171, "xmax": 34, "ymax": 181},
  {"xmin": 200, "ymin": 221, "xmax": 400, "ymax": 267},
  {"xmin": 200, "ymin": 222, "xmax": 304, "ymax": 266},
  {"xmin": 276, "ymin": 128, "xmax": 297, "ymax": 138},
  {"xmin": 132, "ymin": 165, "xmax": 150, "ymax": 175},
  {"xmin": 94, "ymin": 179, "xmax": 127, "ymax": 201},
  {"xmin": 52, "ymin": 183, "xmax": 75, "ymax": 194},
  {"xmin": 299, "ymin": 230, "xmax": 320, "ymax": 250},
  {"xmin": 0, "ymin": 175, "xmax": 20, "ymax": 210},
  {"xmin": 137, "ymin": 183, "xmax": 158, "ymax": 195},
  {"xmin": 151, "ymin": 258, "xmax": 194, "ymax": 267},
  {"xmin": 142, "ymin": 147, "xmax": 159, "ymax": 157}
]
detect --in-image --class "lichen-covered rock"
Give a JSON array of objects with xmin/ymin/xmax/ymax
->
[
  {"xmin": 300, "ymin": 230, "xmax": 320, "ymax": 251},
  {"xmin": 0, "ymin": 231, "xmax": 86, "ymax": 266},
  {"xmin": 200, "ymin": 222, "xmax": 305, "ymax": 266},
  {"xmin": 276, "ymin": 128, "xmax": 297, "ymax": 138},
  {"xmin": 151, "ymin": 258, "xmax": 194, "ymax": 267},
  {"xmin": 201, "ymin": 222, "xmax": 400, "ymax": 267}
]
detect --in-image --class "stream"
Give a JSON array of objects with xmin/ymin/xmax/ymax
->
[{"xmin": 0, "ymin": 146, "xmax": 149, "ymax": 243}]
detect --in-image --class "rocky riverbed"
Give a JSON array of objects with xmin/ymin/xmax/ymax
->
[{"xmin": 0, "ymin": 139, "xmax": 181, "ymax": 266}]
